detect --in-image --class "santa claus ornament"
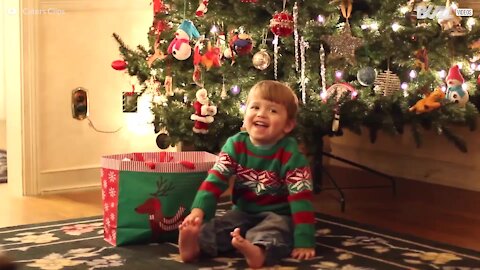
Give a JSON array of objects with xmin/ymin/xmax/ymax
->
[
  {"xmin": 445, "ymin": 65, "xmax": 469, "ymax": 107},
  {"xmin": 190, "ymin": 88, "xmax": 217, "ymax": 134}
]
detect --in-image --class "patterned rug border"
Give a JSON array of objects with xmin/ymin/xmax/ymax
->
[{"xmin": 1, "ymin": 211, "xmax": 478, "ymax": 260}]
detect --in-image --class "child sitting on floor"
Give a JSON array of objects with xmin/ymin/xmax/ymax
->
[{"xmin": 179, "ymin": 80, "xmax": 316, "ymax": 268}]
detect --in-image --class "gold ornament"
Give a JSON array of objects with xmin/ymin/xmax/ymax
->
[
  {"xmin": 252, "ymin": 49, "xmax": 271, "ymax": 70},
  {"xmin": 323, "ymin": 23, "xmax": 363, "ymax": 65},
  {"xmin": 374, "ymin": 70, "xmax": 401, "ymax": 96}
]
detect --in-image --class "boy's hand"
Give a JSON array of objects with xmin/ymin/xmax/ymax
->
[
  {"xmin": 180, "ymin": 208, "xmax": 205, "ymax": 228},
  {"xmin": 291, "ymin": 248, "xmax": 315, "ymax": 260}
]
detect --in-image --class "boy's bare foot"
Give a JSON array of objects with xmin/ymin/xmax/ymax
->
[
  {"xmin": 231, "ymin": 228, "xmax": 266, "ymax": 269},
  {"xmin": 178, "ymin": 217, "xmax": 201, "ymax": 262}
]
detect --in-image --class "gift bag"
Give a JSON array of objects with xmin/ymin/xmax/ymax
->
[{"xmin": 100, "ymin": 151, "xmax": 217, "ymax": 246}]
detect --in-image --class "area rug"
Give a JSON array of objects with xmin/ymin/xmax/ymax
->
[
  {"xmin": 1, "ymin": 202, "xmax": 479, "ymax": 270},
  {"xmin": 0, "ymin": 149, "xmax": 6, "ymax": 183}
]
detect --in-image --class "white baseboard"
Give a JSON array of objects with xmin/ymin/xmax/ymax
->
[{"xmin": 39, "ymin": 166, "xmax": 101, "ymax": 194}]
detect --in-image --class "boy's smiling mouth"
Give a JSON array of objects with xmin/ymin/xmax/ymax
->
[{"xmin": 253, "ymin": 121, "xmax": 268, "ymax": 127}]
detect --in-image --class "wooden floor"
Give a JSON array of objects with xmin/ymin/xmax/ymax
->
[{"xmin": 1, "ymin": 166, "xmax": 479, "ymax": 252}]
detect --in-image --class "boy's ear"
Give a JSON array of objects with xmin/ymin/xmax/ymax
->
[{"xmin": 283, "ymin": 119, "xmax": 296, "ymax": 134}]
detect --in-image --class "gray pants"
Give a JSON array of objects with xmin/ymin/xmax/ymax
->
[{"xmin": 198, "ymin": 209, "xmax": 294, "ymax": 266}]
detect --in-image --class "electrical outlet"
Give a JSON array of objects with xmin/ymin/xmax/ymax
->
[
  {"xmin": 123, "ymin": 92, "xmax": 138, "ymax": 113},
  {"xmin": 72, "ymin": 87, "xmax": 88, "ymax": 120}
]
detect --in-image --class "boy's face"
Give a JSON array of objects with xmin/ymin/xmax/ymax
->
[{"xmin": 244, "ymin": 92, "xmax": 295, "ymax": 146}]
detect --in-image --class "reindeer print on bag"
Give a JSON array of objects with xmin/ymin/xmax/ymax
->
[{"xmin": 135, "ymin": 178, "xmax": 187, "ymax": 240}]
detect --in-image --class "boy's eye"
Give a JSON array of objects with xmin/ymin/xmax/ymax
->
[{"xmin": 269, "ymin": 108, "xmax": 277, "ymax": 113}]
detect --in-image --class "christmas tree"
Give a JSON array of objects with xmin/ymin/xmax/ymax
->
[{"xmin": 112, "ymin": 0, "xmax": 480, "ymax": 153}]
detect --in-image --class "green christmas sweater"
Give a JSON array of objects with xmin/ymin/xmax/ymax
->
[{"xmin": 191, "ymin": 131, "xmax": 315, "ymax": 248}]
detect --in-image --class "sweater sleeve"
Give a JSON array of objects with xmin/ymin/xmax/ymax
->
[
  {"xmin": 190, "ymin": 136, "xmax": 237, "ymax": 220},
  {"xmin": 284, "ymin": 141, "xmax": 315, "ymax": 248}
]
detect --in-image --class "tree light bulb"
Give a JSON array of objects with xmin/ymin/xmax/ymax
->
[
  {"xmin": 399, "ymin": 6, "xmax": 409, "ymax": 14},
  {"xmin": 320, "ymin": 91, "xmax": 328, "ymax": 100},
  {"xmin": 409, "ymin": 70, "xmax": 417, "ymax": 79},
  {"xmin": 401, "ymin": 82, "xmax": 408, "ymax": 90},
  {"xmin": 317, "ymin": 15, "xmax": 325, "ymax": 24},
  {"xmin": 210, "ymin": 25, "xmax": 218, "ymax": 34},
  {"xmin": 370, "ymin": 22, "xmax": 379, "ymax": 30},
  {"xmin": 438, "ymin": 70, "xmax": 446, "ymax": 78},
  {"xmin": 335, "ymin": 70, "xmax": 343, "ymax": 79},
  {"xmin": 391, "ymin": 22, "xmax": 401, "ymax": 32},
  {"xmin": 467, "ymin": 18, "xmax": 476, "ymax": 30},
  {"xmin": 239, "ymin": 103, "xmax": 246, "ymax": 113}
]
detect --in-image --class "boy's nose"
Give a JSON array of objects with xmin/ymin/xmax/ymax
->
[{"xmin": 256, "ymin": 109, "xmax": 267, "ymax": 117}]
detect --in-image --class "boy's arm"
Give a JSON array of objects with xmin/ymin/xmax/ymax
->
[
  {"xmin": 190, "ymin": 137, "xmax": 237, "ymax": 220},
  {"xmin": 285, "ymin": 147, "xmax": 316, "ymax": 248}
]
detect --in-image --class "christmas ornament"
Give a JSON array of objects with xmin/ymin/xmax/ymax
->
[
  {"xmin": 323, "ymin": 23, "xmax": 363, "ymax": 65},
  {"xmin": 194, "ymin": 38, "xmax": 222, "ymax": 70},
  {"xmin": 230, "ymin": 33, "xmax": 253, "ymax": 56},
  {"xmin": 150, "ymin": 0, "xmax": 169, "ymax": 35},
  {"xmin": 437, "ymin": 1, "xmax": 466, "ymax": 36},
  {"xmin": 147, "ymin": 39, "xmax": 166, "ymax": 67},
  {"xmin": 409, "ymin": 88, "xmax": 445, "ymax": 114},
  {"xmin": 167, "ymin": 20, "xmax": 200, "ymax": 60},
  {"xmin": 323, "ymin": 82, "xmax": 357, "ymax": 132},
  {"xmin": 414, "ymin": 47, "xmax": 429, "ymax": 71},
  {"xmin": 445, "ymin": 65, "xmax": 469, "ymax": 106},
  {"xmin": 339, "ymin": 0, "xmax": 352, "ymax": 19},
  {"xmin": 270, "ymin": 11, "xmax": 294, "ymax": 37},
  {"xmin": 195, "ymin": 0, "xmax": 209, "ymax": 17},
  {"xmin": 230, "ymin": 85, "xmax": 241, "ymax": 95},
  {"xmin": 164, "ymin": 75, "xmax": 174, "ymax": 96},
  {"xmin": 357, "ymin": 67, "xmax": 377, "ymax": 86},
  {"xmin": 193, "ymin": 65, "xmax": 203, "ymax": 87},
  {"xmin": 111, "ymin": 60, "xmax": 127, "ymax": 70},
  {"xmin": 191, "ymin": 88, "xmax": 217, "ymax": 134},
  {"xmin": 252, "ymin": 49, "xmax": 271, "ymax": 70},
  {"xmin": 319, "ymin": 44, "xmax": 327, "ymax": 96},
  {"xmin": 300, "ymin": 36, "xmax": 308, "ymax": 104},
  {"xmin": 293, "ymin": 2, "xmax": 299, "ymax": 72},
  {"xmin": 156, "ymin": 133, "xmax": 171, "ymax": 149},
  {"xmin": 324, "ymin": 82, "xmax": 357, "ymax": 102},
  {"xmin": 373, "ymin": 70, "xmax": 401, "ymax": 96},
  {"xmin": 221, "ymin": 77, "xmax": 228, "ymax": 99}
]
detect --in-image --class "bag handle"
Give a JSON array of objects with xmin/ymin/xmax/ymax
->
[{"xmin": 132, "ymin": 153, "xmax": 156, "ymax": 170}]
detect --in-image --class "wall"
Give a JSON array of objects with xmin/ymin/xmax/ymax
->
[
  {"xmin": 327, "ymin": 127, "xmax": 480, "ymax": 191},
  {"xmin": 32, "ymin": 0, "xmax": 168, "ymax": 193}
]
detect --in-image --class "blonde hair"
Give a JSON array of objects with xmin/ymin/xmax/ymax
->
[{"xmin": 247, "ymin": 80, "xmax": 299, "ymax": 120}]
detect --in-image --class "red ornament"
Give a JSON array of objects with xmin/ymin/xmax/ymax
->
[
  {"xmin": 477, "ymin": 74, "xmax": 480, "ymax": 85},
  {"xmin": 111, "ymin": 60, "xmax": 127, "ymax": 70},
  {"xmin": 270, "ymin": 12, "xmax": 294, "ymax": 37}
]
